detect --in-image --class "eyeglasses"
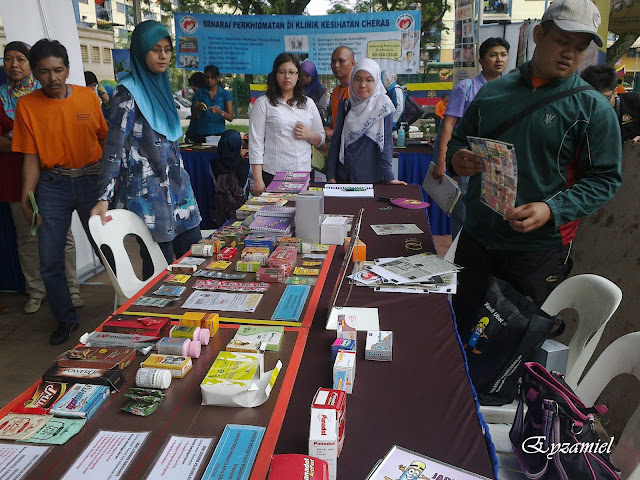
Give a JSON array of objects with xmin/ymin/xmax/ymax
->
[
  {"xmin": 277, "ymin": 70, "xmax": 298, "ymax": 77},
  {"xmin": 150, "ymin": 47, "xmax": 173, "ymax": 55}
]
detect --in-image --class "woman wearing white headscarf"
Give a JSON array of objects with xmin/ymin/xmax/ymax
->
[{"xmin": 327, "ymin": 59, "xmax": 406, "ymax": 185}]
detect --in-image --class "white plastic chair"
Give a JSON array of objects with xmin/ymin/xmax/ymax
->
[
  {"xmin": 575, "ymin": 332, "xmax": 640, "ymax": 480},
  {"xmin": 89, "ymin": 209, "xmax": 168, "ymax": 309},
  {"xmin": 481, "ymin": 274, "xmax": 622, "ymax": 423}
]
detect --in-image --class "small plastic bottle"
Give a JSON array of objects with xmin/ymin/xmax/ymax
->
[{"xmin": 397, "ymin": 124, "xmax": 406, "ymax": 147}]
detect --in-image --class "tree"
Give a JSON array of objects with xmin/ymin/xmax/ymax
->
[{"xmin": 327, "ymin": 2, "xmax": 353, "ymax": 14}]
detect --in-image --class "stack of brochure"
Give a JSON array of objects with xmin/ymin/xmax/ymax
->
[
  {"xmin": 266, "ymin": 171, "xmax": 310, "ymax": 193},
  {"xmin": 347, "ymin": 252, "xmax": 461, "ymax": 294}
]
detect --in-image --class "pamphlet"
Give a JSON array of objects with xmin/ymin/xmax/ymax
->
[
  {"xmin": 201, "ymin": 425, "xmax": 265, "ymax": 480},
  {"xmin": 422, "ymin": 161, "xmax": 462, "ymax": 215},
  {"xmin": 325, "ymin": 306, "xmax": 380, "ymax": 331},
  {"xmin": 182, "ymin": 291, "xmax": 263, "ymax": 313},
  {"xmin": 370, "ymin": 224, "xmax": 424, "ymax": 235},
  {"xmin": 25, "ymin": 417, "xmax": 86, "ymax": 445},
  {"xmin": 0, "ymin": 444, "xmax": 51, "ymax": 480},
  {"xmin": 370, "ymin": 253, "xmax": 459, "ymax": 284},
  {"xmin": 145, "ymin": 436, "xmax": 214, "ymax": 480},
  {"xmin": 467, "ymin": 136, "xmax": 518, "ymax": 216},
  {"xmin": 323, "ymin": 183, "xmax": 374, "ymax": 198}
]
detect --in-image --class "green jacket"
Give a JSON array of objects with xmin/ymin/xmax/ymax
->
[{"xmin": 446, "ymin": 61, "xmax": 622, "ymax": 251}]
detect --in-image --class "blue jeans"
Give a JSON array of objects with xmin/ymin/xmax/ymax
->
[
  {"xmin": 37, "ymin": 171, "xmax": 100, "ymax": 325},
  {"xmin": 138, "ymin": 226, "xmax": 202, "ymax": 279}
]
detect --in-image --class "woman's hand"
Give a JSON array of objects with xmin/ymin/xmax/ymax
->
[
  {"xmin": 328, "ymin": 178, "xmax": 337, "ymax": 183},
  {"xmin": 388, "ymin": 179, "xmax": 407, "ymax": 185},
  {"xmin": 294, "ymin": 123, "xmax": 312, "ymax": 141},
  {"xmin": 252, "ymin": 178, "xmax": 266, "ymax": 196},
  {"xmin": 209, "ymin": 105, "xmax": 223, "ymax": 115},
  {"xmin": 90, "ymin": 201, "xmax": 109, "ymax": 225}
]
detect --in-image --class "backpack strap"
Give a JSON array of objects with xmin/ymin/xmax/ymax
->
[{"xmin": 486, "ymin": 85, "xmax": 595, "ymax": 140}]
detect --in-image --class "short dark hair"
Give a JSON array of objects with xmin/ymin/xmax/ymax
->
[
  {"xmin": 581, "ymin": 64, "xmax": 617, "ymax": 93},
  {"xmin": 266, "ymin": 52, "xmax": 306, "ymax": 108},
  {"xmin": 188, "ymin": 72, "xmax": 207, "ymax": 89},
  {"xmin": 204, "ymin": 64, "xmax": 220, "ymax": 78},
  {"xmin": 479, "ymin": 37, "xmax": 510, "ymax": 59},
  {"xmin": 617, "ymin": 78, "xmax": 623, "ymax": 85},
  {"xmin": 29, "ymin": 38, "xmax": 69, "ymax": 70}
]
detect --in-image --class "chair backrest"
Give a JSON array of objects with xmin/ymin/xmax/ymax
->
[
  {"xmin": 575, "ymin": 332, "xmax": 640, "ymax": 480},
  {"xmin": 540, "ymin": 274, "xmax": 622, "ymax": 388},
  {"xmin": 88, "ymin": 209, "xmax": 168, "ymax": 301}
]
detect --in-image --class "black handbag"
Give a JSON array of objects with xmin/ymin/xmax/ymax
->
[
  {"xmin": 509, "ymin": 362, "xmax": 620, "ymax": 480},
  {"xmin": 462, "ymin": 277, "xmax": 562, "ymax": 405}
]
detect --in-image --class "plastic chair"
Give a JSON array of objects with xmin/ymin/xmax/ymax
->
[
  {"xmin": 575, "ymin": 332, "xmax": 640, "ymax": 480},
  {"xmin": 480, "ymin": 274, "xmax": 622, "ymax": 423},
  {"xmin": 89, "ymin": 209, "xmax": 168, "ymax": 309}
]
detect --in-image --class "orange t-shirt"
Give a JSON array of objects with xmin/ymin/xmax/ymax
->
[
  {"xmin": 616, "ymin": 85, "xmax": 626, "ymax": 94},
  {"xmin": 12, "ymin": 85, "xmax": 108, "ymax": 169},
  {"xmin": 435, "ymin": 100, "xmax": 447, "ymax": 119},
  {"xmin": 530, "ymin": 75, "xmax": 550, "ymax": 89},
  {"xmin": 329, "ymin": 84, "xmax": 350, "ymax": 128}
]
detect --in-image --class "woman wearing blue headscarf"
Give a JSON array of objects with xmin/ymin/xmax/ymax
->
[{"xmin": 91, "ymin": 21, "xmax": 201, "ymax": 276}]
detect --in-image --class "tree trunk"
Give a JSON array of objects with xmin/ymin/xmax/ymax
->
[{"xmin": 606, "ymin": 32, "xmax": 639, "ymax": 67}]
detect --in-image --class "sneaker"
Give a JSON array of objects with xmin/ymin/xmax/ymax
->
[
  {"xmin": 71, "ymin": 294, "xmax": 85, "ymax": 308},
  {"xmin": 24, "ymin": 297, "xmax": 43, "ymax": 314},
  {"xmin": 50, "ymin": 322, "xmax": 79, "ymax": 345}
]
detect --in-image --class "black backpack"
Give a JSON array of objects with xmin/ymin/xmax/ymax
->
[{"xmin": 388, "ymin": 85, "xmax": 423, "ymax": 126}]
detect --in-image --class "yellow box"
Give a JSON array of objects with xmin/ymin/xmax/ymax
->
[
  {"xmin": 180, "ymin": 312, "xmax": 219, "ymax": 337},
  {"xmin": 343, "ymin": 237, "xmax": 366, "ymax": 262}
]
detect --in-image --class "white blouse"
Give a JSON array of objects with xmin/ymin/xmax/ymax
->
[{"xmin": 249, "ymin": 94, "xmax": 325, "ymax": 175}]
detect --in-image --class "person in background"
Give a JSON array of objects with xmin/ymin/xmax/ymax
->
[
  {"xmin": 445, "ymin": 0, "xmax": 621, "ymax": 337},
  {"xmin": 300, "ymin": 59, "xmax": 328, "ymax": 120},
  {"xmin": 327, "ymin": 59, "xmax": 407, "ymax": 186},
  {"xmin": 616, "ymin": 78, "xmax": 627, "ymax": 94},
  {"xmin": 91, "ymin": 20, "xmax": 202, "ymax": 277},
  {"xmin": 191, "ymin": 64, "xmax": 233, "ymax": 142},
  {"xmin": 325, "ymin": 46, "xmax": 355, "ymax": 141},
  {"xmin": 184, "ymin": 71, "xmax": 207, "ymax": 143},
  {"xmin": 434, "ymin": 93, "xmax": 449, "ymax": 132},
  {"xmin": 84, "ymin": 71, "xmax": 109, "ymax": 107},
  {"xmin": 434, "ymin": 37, "xmax": 510, "ymax": 239},
  {"xmin": 0, "ymin": 41, "xmax": 83, "ymax": 314},
  {"xmin": 13, "ymin": 39, "xmax": 107, "ymax": 344},
  {"xmin": 249, "ymin": 52, "xmax": 324, "ymax": 195},
  {"xmin": 381, "ymin": 70, "xmax": 404, "ymax": 131},
  {"xmin": 581, "ymin": 64, "xmax": 640, "ymax": 144}
]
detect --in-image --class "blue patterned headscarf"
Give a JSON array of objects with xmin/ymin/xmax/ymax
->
[
  {"xmin": 0, "ymin": 42, "xmax": 39, "ymax": 119},
  {"xmin": 119, "ymin": 21, "xmax": 182, "ymax": 141}
]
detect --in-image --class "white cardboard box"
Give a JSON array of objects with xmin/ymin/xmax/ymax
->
[
  {"xmin": 332, "ymin": 351, "xmax": 356, "ymax": 394},
  {"xmin": 309, "ymin": 407, "xmax": 338, "ymax": 480},
  {"xmin": 321, "ymin": 216, "xmax": 348, "ymax": 245}
]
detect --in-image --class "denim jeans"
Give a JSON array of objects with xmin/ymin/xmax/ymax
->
[
  {"xmin": 138, "ymin": 226, "xmax": 202, "ymax": 279},
  {"xmin": 37, "ymin": 170, "xmax": 100, "ymax": 325}
]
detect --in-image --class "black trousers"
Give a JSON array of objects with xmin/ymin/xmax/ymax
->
[{"xmin": 452, "ymin": 229, "xmax": 573, "ymax": 337}]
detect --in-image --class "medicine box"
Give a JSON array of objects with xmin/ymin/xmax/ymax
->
[
  {"xmin": 336, "ymin": 313, "xmax": 357, "ymax": 341},
  {"xmin": 332, "ymin": 351, "xmax": 356, "ymax": 394},
  {"xmin": 309, "ymin": 407, "xmax": 338, "ymax": 480},
  {"xmin": 331, "ymin": 338, "xmax": 356, "ymax": 362},
  {"xmin": 365, "ymin": 331, "xmax": 393, "ymax": 361},
  {"xmin": 343, "ymin": 237, "xmax": 366, "ymax": 262},
  {"xmin": 180, "ymin": 312, "xmax": 219, "ymax": 337},
  {"xmin": 311, "ymin": 388, "xmax": 347, "ymax": 456},
  {"xmin": 140, "ymin": 354, "xmax": 193, "ymax": 378},
  {"xmin": 50, "ymin": 383, "xmax": 110, "ymax": 419},
  {"xmin": 268, "ymin": 454, "xmax": 329, "ymax": 480},
  {"xmin": 243, "ymin": 234, "xmax": 276, "ymax": 252},
  {"xmin": 333, "ymin": 371, "xmax": 348, "ymax": 392}
]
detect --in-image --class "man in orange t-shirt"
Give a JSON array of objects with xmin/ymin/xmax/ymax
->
[
  {"xmin": 12, "ymin": 39, "xmax": 108, "ymax": 345},
  {"xmin": 324, "ymin": 46, "xmax": 355, "ymax": 141},
  {"xmin": 434, "ymin": 93, "xmax": 449, "ymax": 131}
]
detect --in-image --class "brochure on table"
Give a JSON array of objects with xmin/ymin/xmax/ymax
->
[{"xmin": 325, "ymin": 306, "xmax": 380, "ymax": 331}]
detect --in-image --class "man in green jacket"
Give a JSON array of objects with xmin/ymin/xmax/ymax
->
[{"xmin": 446, "ymin": 0, "xmax": 622, "ymax": 336}]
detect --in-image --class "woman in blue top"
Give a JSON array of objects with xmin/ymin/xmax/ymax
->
[
  {"xmin": 91, "ymin": 20, "xmax": 201, "ymax": 277},
  {"xmin": 191, "ymin": 64, "xmax": 234, "ymax": 142},
  {"xmin": 327, "ymin": 59, "xmax": 406, "ymax": 185}
]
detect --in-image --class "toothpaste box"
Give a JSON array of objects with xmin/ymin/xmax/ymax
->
[
  {"xmin": 332, "ymin": 351, "xmax": 356, "ymax": 394},
  {"xmin": 50, "ymin": 383, "xmax": 110, "ymax": 419},
  {"xmin": 309, "ymin": 407, "xmax": 338, "ymax": 480},
  {"xmin": 268, "ymin": 454, "xmax": 329, "ymax": 480},
  {"xmin": 336, "ymin": 313, "xmax": 356, "ymax": 342},
  {"xmin": 311, "ymin": 388, "xmax": 347, "ymax": 456},
  {"xmin": 365, "ymin": 330, "xmax": 393, "ymax": 361},
  {"xmin": 330, "ymin": 338, "xmax": 356, "ymax": 362}
]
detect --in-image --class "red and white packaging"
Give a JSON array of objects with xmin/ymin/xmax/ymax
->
[
  {"xmin": 268, "ymin": 454, "xmax": 329, "ymax": 480},
  {"xmin": 309, "ymin": 408, "xmax": 338, "ymax": 480},
  {"xmin": 267, "ymin": 245, "xmax": 297, "ymax": 276},
  {"xmin": 311, "ymin": 388, "xmax": 347, "ymax": 456}
]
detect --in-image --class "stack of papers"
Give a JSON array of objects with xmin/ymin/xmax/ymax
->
[
  {"xmin": 204, "ymin": 135, "xmax": 221, "ymax": 146},
  {"xmin": 347, "ymin": 253, "xmax": 460, "ymax": 294}
]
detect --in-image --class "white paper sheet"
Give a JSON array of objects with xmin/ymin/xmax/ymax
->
[
  {"xmin": 181, "ymin": 291, "xmax": 263, "ymax": 312},
  {"xmin": 370, "ymin": 253, "xmax": 459, "ymax": 284},
  {"xmin": 0, "ymin": 444, "xmax": 51, "ymax": 480},
  {"xmin": 62, "ymin": 430, "xmax": 149, "ymax": 480},
  {"xmin": 370, "ymin": 224, "xmax": 424, "ymax": 235},
  {"xmin": 325, "ymin": 306, "xmax": 380, "ymax": 331},
  {"xmin": 145, "ymin": 436, "xmax": 213, "ymax": 480}
]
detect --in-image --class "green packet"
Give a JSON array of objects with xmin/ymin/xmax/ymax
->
[{"xmin": 122, "ymin": 387, "xmax": 166, "ymax": 416}]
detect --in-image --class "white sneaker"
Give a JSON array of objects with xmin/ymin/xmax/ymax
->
[
  {"xmin": 71, "ymin": 294, "xmax": 85, "ymax": 308},
  {"xmin": 24, "ymin": 297, "xmax": 42, "ymax": 314}
]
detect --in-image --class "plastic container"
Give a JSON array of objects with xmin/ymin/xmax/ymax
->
[
  {"xmin": 397, "ymin": 125, "xmax": 405, "ymax": 147},
  {"xmin": 136, "ymin": 368, "xmax": 172, "ymax": 389},
  {"xmin": 169, "ymin": 325, "xmax": 210, "ymax": 345},
  {"xmin": 157, "ymin": 337, "xmax": 201, "ymax": 358}
]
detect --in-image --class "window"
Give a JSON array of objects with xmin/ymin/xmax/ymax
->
[
  {"xmin": 116, "ymin": 2, "xmax": 126, "ymax": 13},
  {"xmin": 92, "ymin": 46, "xmax": 101, "ymax": 63},
  {"xmin": 144, "ymin": 12, "xmax": 157, "ymax": 21},
  {"xmin": 103, "ymin": 47, "xmax": 112, "ymax": 63},
  {"xmin": 80, "ymin": 45, "xmax": 89, "ymax": 62}
]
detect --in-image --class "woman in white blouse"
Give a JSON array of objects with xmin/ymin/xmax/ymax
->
[{"xmin": 249, "ymin": 53, "xmax": 325, "ymax": 195}]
